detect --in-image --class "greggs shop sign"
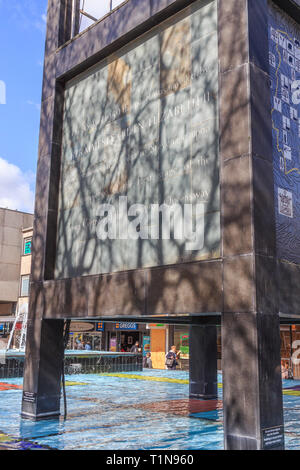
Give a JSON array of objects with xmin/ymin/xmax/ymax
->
[{"xmin": 115, "ymin": 322, "xmax": 137, "ymax": 331}]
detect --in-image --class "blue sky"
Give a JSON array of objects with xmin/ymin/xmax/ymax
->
[
  {"xmin": 0, "ymin": 0, "xmax": 48, "ymax": 213},
  {"xmin": 0, "ymin": 1, "xmax": 126, "ymax": 213}
]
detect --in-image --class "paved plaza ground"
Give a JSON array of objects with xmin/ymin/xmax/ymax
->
[{"xmin": 0, "ymin": 370, "xmax": 299, "ymax": 450}]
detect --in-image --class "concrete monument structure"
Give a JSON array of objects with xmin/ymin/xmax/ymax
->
[{"xmin": 22, "ymin": 0, "xmax": 300, "ymax": 450}]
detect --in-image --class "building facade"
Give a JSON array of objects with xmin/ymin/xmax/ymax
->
[
  {"xmin": 8, "ymin": 227, "xmax": 34, "ymax": 350},
  {"xmin": 0, "ymin": 209, "xmax": 33, "ymax": 348}
]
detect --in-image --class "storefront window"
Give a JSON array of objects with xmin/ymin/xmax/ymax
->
[
  {"xmin": 109, "ymin": 333, "xmax": 117, "ymax": 352},
  {"xmin": 280, "ymin": 325, "xmax": 300, "ymax": 379},
  {"xmin": 67, "ymin": 323, "xmax": 103, "ymax": 350},
  {"xmin": 174, "ymin": 326, "xmax": 189, "ymax": 359},
  {"xmin": 281, "ymin": 326, "xmax": 292, "ymax": 365},
  {"xmin": 120, "ymin": 331, "xmax": 140, "ymax": 352}
]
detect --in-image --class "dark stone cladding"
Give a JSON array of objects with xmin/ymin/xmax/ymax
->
[
  {"xmin": 35, "ymin": 0, "xmax": 226, "ymax": 316},
  {"xmin": 29, "ymin": 259, "xmax": 223, "ymax": 318},
  {"xmin": 33, "ymin": 0, "xmax": 300, "ymax": 318},
  {"xmin": 32, "ymin": 0, "xmax": 300, "ymax": 320},
  {"xmin": 272, "ymin": 0, "xmax": 300, "ymax": 23},
  {"xmin": 55, "ymin": 0, "xmax": 205, "ymax": 80},
  {"xmin": 220, "ymin": 0, "xmax": 284, "ymax": 450}
]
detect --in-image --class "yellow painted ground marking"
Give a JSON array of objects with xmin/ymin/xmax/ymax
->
[
  {"xmin": 65, "ymin": 381, "xmax": 88, "ymax": 386},
  {"xmin": 98, "ymin": 373, "xmax": 225, "ymax": 388},
  {"xmin": 0, "ymin": 433, "xmax": 14, "ymax": 443},
  {"xmin": 283, "ymin": 390, "xmax": 300, "ymax": 396},
  {"xmin": 98, "ymin": 373, "xmax": 189, "ymax": 384}
]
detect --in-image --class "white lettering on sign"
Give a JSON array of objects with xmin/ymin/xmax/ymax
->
[
  {"xmin": 116, "ymin": 322, "xmax": 137, "ymax": 330},
  {"xmin": 262, "ymin": 427, "xmax": 284, "ymax": 449},
  {"xmin": 292, "ymin": 80, "xmax": 300, "ymax": 105}
]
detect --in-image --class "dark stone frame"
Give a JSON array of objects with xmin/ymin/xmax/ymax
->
[
  {"xmin": 32, "ymin": 0, "xmax": 300, "ymax": 320},
  {"xmin": 23, "ymin": 0, "xmax": 300, "ymax": 450}
]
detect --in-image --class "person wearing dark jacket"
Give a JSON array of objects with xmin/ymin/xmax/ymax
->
[
  {"xmin": 130, "ymin": 341, "xmax": 141, "ymax": 353},
  {"xmin": 165, "ymin": 346, "xmax": 181, "ymax": 370}
]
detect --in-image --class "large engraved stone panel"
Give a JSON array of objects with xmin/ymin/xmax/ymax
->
[{"xmin": 55, "ymin": 0, "xmax": 220, "ymax": 279}]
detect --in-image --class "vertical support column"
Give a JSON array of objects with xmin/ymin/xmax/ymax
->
[
  {"xmin": 22, "ymin": 318, "xmax": 64, "ymax": 420},
  {"xmin": 22, "ymin": 1, "xmax": 70, "ymax": 420},
  {"xmin": 168, "ymin": 325, "xmax": 175, "ymax": 351},
  {"xmin": 222, "ymin": 314, "xmax": 283, "ymax": 450},
  {"xmin": 219, "ymin": 0, "xmax": 284, "ymax": 450},
  {"xmin": 189, "ymin": 325, "xmax": 218, "ymax": 400}
]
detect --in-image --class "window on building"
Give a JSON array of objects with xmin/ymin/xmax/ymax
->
[
  {"xmin": 73, "ymin": 0, "xmax": 126, "ymax": 36},
  {"xmin": 20, "ymin": 276, "xmax": 30, "ymax": 297},
  {"xmin": 23, "ymin": 237, "xmax": 32, "ymax": 255}
]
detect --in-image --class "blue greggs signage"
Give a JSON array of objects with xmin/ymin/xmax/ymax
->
[{"xmin": 115, "ymin": 322, "xmax": 137, "ymax": 331}]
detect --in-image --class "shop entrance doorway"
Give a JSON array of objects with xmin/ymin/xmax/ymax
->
[
  {"xmin": 120, "ymin": 331, "xmax": 140, "ymax": 352},
  {"xmin": 107, "ymin": 330, "xmax": 143, "ymax": 352}
]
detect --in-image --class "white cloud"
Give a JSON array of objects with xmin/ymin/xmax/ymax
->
[
  {"xmin": 0, "ymin": 158, "xmax": 35, "ymax": 213},
  {"xmin": 34, "ymin": 13, "xmax": 47, "ymax": 33},
  {"xmin": 0, "ymin": 80, "xmax": 6, "ymax": 105},
  {"xmin": 27, "ymin": 100, "xmax": 41, "ymax": 111}
]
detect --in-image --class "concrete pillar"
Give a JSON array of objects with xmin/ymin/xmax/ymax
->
[
  {"xmin": 21, "ymin": 318, "xmax": 64, "ymax": 420},
  {"xmin": 189, "ymin": 325, "xmax": 218, "ymax": 400},
  {"xmin": 222, "ymin": 313, "xmax": 284, "ymax": 450},
  {"xmin": 218, "ymin": 0, "xmax": 286, "ymax": 450},
  {"xmin": 21, "ymin": 0, "xmax": 70, "ymax": 421}
]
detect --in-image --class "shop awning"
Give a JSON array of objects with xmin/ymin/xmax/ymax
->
[{"xmin": 0, "ymin": 317, "xmax": 15, "ymax": 323}]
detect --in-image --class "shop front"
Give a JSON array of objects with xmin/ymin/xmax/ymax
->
[
  {"xmin": 174, "ymin": 326, "xmax": 190, "ymax": 370},
  {"xmin": 66, "ymin": 321, "xmax": 149, "ymax": 353},
  {"xmin": 280, "ymin": 325, "xmax": 300, "ymax": 379},
  {"xmin": 68, "ymin": 321, "xmax": 104, "ymax": 351},
  {"xmin": 105, "ymin": 322, "xmax": 148, "ymax": 353},
  {"xmin": 148, "ymin": 325, "xmax": 222, "ymax": 371}
]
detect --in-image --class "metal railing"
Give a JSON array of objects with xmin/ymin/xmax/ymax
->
[
  {"xmin": 72, "ymin": 0, "xmax": 126, "ymax": 37},
  {"xmin": 64, "ymin": 353, "xmax": 143, "ymax": 374},
  {"xmin": 0, "ymin": 357, "xmax": 24, "ymax": 379},
  {"xmin": 0, "ymin": 352, "xmax": 143, "ymax": 378}
]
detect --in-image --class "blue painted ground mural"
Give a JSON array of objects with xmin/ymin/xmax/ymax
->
[
  {"xmin": 269, "ymin": 5, "xmax": 300, "ymax": 263},
  {"xmin": 0, "ymin": 371, "xmax": 299, "ymax": 450}
]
